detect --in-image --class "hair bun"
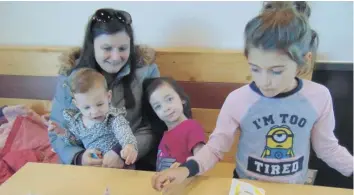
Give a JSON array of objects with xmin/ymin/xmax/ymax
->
[
  {"xmin": 263, "ymin": 1, "xmax": 311, "ymax": 18},
  {"xmin": 294, "ymin": 1, "xmax": 311, "ymax": 18},
  {"xmin": 261, "ymin": 2, "xmax": 297, "ymax": 27},
  {"xmin": 262, "ymin": 1, "xmax": 294, "ymax": 11}
]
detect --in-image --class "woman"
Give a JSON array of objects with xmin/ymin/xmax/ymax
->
[{"xmin": 48, "ymin": 8, "xmax": 160, "ymax": 170}]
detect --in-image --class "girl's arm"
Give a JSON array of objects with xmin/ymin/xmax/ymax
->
[
  {"xmin": 181, "ymin": 94, "xmax": 240, "ymax": 177},
  {"xmin": 311, "ymin": 90, "xmax": 353, "ymax": 177},
  {"xmin": 192, "ymin": 143, "xmax": 204, "ymax": 155}
]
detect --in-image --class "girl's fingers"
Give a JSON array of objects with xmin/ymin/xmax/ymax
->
[
  {"xmin": 151, "ymin": 173, "xmax": 159, "ymax": 190},
  {"xmin": 152, "ymin": 173, "xmax": 163, "ymax": 191},
  {"xmin": 156, "ymin": 174, "xmax": 170, "ymax": 191}
]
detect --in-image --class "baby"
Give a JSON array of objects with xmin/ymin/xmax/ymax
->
[{"xmin": 60, "ymin": 68, "xmax": 138, "ymax": 167}]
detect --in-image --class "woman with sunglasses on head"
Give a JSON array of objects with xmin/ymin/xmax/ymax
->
[{"xmin": 48, "ymin": 8, "xmax": 160, "ymax": 170}]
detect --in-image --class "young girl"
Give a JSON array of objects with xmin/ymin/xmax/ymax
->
[
  {"xmin": 151, "ymin": 2, "xmax": 353, "ymax": 190},
  {"xmin": 142, "ymin": 77, "xmax": 206, "ymax": 172},
  {"xmin": 59, "ymin": 68, "xmax": 138, "ymax": 168}
]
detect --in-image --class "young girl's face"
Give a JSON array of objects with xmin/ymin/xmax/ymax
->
[
  {"xmin": 248, "ymin": 47, "xmax": 299, "ymax": 97},
  {"xmin": 149, "ymin": 83, "xmax": 186, "ymax": 128},
  {"xmin": 73, "ymin": 83, "xmax": 112, "ymax": 122}
]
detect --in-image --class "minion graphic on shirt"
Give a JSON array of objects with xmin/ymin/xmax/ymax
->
[{"xmin": 261, "ymin": 125, "xmax": 295, "ymax": 159}]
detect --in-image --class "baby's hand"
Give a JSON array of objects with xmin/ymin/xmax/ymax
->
[
  {"xmin": 103, "ymin": 150, "xmax": 124, "ymax": 169},
  {"xmin": 120, "ymin": 144, "xmax": 137, "ymax": 165}
]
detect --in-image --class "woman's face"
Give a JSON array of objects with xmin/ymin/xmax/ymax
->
[{"xmin": 93, "ymin": 31, "xmax": 131, "ymax": 74}]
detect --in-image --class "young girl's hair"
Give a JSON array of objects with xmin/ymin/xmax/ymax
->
[
  {"xmin": 68, "ymin": 68, "xmax": 108, "ymax": 96},
  {"xmin": 245, "ymin": 1, "xmax": 319, "ymax": 76},
  {"xmin": 142, "ymin": 77, "xmax": 192, "ymax": 142}
]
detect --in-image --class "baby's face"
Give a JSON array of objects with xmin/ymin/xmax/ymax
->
[{"xmin": 73, "ymin": 83, "xmax": 112, "ymax": 122}]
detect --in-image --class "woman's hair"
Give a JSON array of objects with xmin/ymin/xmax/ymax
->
[
  {"xmin": 245, "ymin": 1, "xmax": 319, "ymax": 76},
  {"xmin": 142, "ymin": 77, "xmax": 192, "ymax": 141},
  {"xmin": 71, "ymin": 8, "xmax": 137, "ymax": 109},
  {"xmin": 68, "ymin": 68, "xmax": 108, "ymax": 96}
]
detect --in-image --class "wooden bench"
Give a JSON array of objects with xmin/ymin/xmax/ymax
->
[{"xmin": 0, "ymin": 46, "xmax": 314, "ymax": 177}]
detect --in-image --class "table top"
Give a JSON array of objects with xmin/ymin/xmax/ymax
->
[{"xmin": 0, "ymin": 163, "xmax": 352, "ymax": 195}]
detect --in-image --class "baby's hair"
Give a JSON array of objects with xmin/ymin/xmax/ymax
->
[
  {"xmin": 142, "ymin": 77, "xmax": 192, "ymax": 144},
  {"xmin": 245, "ymin": 1, "xmax": 319, "ymax": 76},
  {"xmin": 68, "ymin": 67, "xmax": 108, "ymax": 96}
]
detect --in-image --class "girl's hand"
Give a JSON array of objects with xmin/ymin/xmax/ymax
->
[
  {"xmin": 151, "ymin": 167, "xmax": 190, "ymax": 192},
  {"xmin": 103, "ymin": 150, "xmax": 125, "ymax": 168},
  {"xmin": 120, "ymin": 144, "xmax": 138, "ymax": 165},
  {"xmin": 170, "ymin": 162, "xmax": 181, "ymax": 169}
]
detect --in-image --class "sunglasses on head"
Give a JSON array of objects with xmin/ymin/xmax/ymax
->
[{"xmin": 91, "ymin": 9, "xmax": 132, "ymax": 25}]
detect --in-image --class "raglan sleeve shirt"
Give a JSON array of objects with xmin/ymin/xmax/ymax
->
[
  {"xmin": 182, "ymin": 92, "xmax": 241, "ymax": 176},
  {"xmin": 310, "ymin": 87, "xmax": 353, "ymax": 177}
]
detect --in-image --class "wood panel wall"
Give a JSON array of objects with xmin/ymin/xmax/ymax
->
[{"xmin": 0, "ymin": 46, "xmax": 315, "ymax": 164}]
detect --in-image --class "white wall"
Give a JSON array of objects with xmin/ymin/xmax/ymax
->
[{"xmin": 0, "ymin": 1, "xmax": 352, "ymax": 62}]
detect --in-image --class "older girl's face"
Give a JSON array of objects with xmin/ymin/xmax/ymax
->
[
  {"xmin": 248, "ymin": 47, "xmax": 298, "ymax": 97},
  {"xmin": 93, "ymin": 31, "xmax": 131, "ymax": 74}
]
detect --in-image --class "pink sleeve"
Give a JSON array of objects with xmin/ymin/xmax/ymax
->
[
  {"xmin": 187, "ymin": 93, "xmax": 240, "ymax": 175},
  {"xmin": 187, "ymin": 120, "xmax": 207, "ymax": 152},
  {"xmin": 311, "ymin": 88, "xmax": 353, "ymax": 177}
]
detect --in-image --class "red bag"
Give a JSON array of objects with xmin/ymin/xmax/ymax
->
[{"xmin": 0, "ymin": 116, "xmax": 59, "ymax": 184}]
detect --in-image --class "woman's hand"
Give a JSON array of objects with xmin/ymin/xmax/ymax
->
[
  {"xmin": 103, "ymin": 150, "xmax": 125, "ymax": 168},
  {"xmin": 47, "ymin": 121, "xmax": 67, "ymax": 136},
  {"xmin": 151, "ymin": 167, "xmax": 190, "ymax": 192},
  {"xmin": 81, "ymin": 149, "xmax": 103, "ymax": 167}
]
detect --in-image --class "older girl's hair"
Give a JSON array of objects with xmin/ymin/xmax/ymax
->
[
  {"xmin": 71, "ymin": 8, "xmax": 137, "ymax": 109},
  {"xmin": 142, "ymin": 77, "xmax": 192, "ymax": 142},
  {"xmin": 245, "ymin": 1, "xmax": 319, "ymax": 76}
]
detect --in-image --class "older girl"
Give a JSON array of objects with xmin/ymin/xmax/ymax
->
[{"xmin": 152, "ymin": 2, "xmax": 353, "ymax": 190}]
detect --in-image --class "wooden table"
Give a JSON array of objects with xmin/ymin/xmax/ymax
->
[{"xmin": 0, "ymin": 163, "xmax": 352, "ymax": 195}]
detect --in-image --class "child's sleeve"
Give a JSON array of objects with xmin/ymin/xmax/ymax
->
[
  {"xmin": 311, "ymin": 89, "xmax": 353, "ymax": 177},
  {"xmin": 187, "ymin": 120, "xmax": 206, "ymax": 153},
  {"xmin": 111, "ymin": 110, "xmax": 138, "ymax": 152},
  {"xmin": 62, "ymin": 129, "xmax": 82, "ymax": 146},
  {"xmin": 61, "ymin": 110, "xmax": 83, "ymax": 146},
  {"xmin": 182, "ymin": 93, "xmax": 240, "ymax": 176}
]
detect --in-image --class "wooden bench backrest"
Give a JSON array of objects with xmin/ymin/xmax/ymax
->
[{"xmin": 0, "ymin": 46, "xmax": 314, "ymax": 163}]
